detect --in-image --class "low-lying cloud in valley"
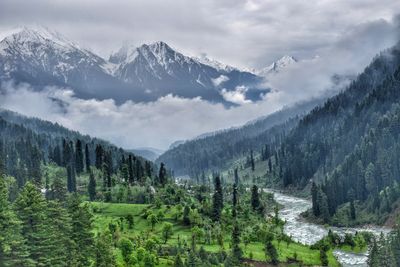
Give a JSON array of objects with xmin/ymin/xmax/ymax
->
[{"xmin": 0, "ymin": 82, "xmax": 286, "ymax": 150}]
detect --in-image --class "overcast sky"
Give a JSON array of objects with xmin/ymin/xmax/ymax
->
[
  {"xmin": 1, "ymin": 1, "xmax": 400, "ymax": 150},
  {"xmin": 0, "ymin": 0, "xmax": 399, "ymax": 68}
]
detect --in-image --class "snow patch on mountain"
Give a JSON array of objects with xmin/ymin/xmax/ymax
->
[
  {"xmin": 258, "ymin": 55, "xmax": 298, "ymax": 76},
  {"xmin": 194, "ymin": 53, "xmax": 237, "ymax": 72}
]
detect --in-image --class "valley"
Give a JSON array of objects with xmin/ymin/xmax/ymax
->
[{"xmin": 1, "ymin": 2, "xmax": 400, "ymax": 266}]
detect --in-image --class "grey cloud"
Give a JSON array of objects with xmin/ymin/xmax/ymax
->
[{"xmin": 1, "ymin": 0, "xmax": 399, "ymax": 68}]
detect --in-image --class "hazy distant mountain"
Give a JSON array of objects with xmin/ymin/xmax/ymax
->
[
  {"xmin": 0, "ymin": 26, "xmax": 268, "ymax": 105},
  {"xmin": 129, "ymin": 147, "xmax": 164, "ymax": 161}
]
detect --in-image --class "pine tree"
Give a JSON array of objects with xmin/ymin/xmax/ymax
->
[
  {"xmin": 265, "ymin": 235, "xmax": 278, "ymax": 265},
  {"xmin": 14, "ymin": 182, "xmax": 52, "ymax": 266},
  {"xmin": 48, "ymin": 176, "xmax": 67, "ymax": 202},
  {"xmin": 350, "ymin": 200, "xmax": 356, "ymax": 220},
  {"xmin": 46, "ymin": 200, "xmax": 74, "ymax": 266},
  {"xmin": 0, "ymin": 176, "xmax": 31, "ymax": 266},
  {"xmin": 128, "ymin": 155, "xmax": 135, "ymax": 184},
  {"xmin": 94, "ymin": 232, "xmax": 116, "ymax": 267},
  {"xmin": 85, "ymin": 144, "xmax": 91, "ymax": 173},
  {"xmin": 234, "ymin": 168, "xmax": 239, "ymax": 185},
  {"xmin": 212, "ymin": 176, "xmax": 223, "ymax": 221},
  {"xmin": 29, "ymin": 146, "xmax": 42, "ymax": 186},
  {"xmin": 251, "ymin": 185, "xmax": 260, "ymax": 211},
  {"xmin": 95, "ymin": 145, "xmax": 104, "ymax": 170},
  {"xmin": 231, "ymin": 221, "xmax": 242, "ymax": 262},
  {"xmin": 75, "ymin": 140, "xmax": 84, "ymax": 174},
  {"xmin": 158, "ymin": 162, "xmax": 167, "ymax": 187},
  {"xmin": 232, "ymin": 183, "xmax": 238, "ymax": 217},
  {"xmin": 88, "ymin": 170, "xmax": 97, "ymax": 201},
  {"xmin": 67, "ymin": 164, "xmax": 77, "ymax": 193},
  {"xmin": 311, "ymin": 181, "xmax": 319, "ymax": 216},
  {"xmin": 268, "ymin": 158, "xmax": 272, "ymax": 173},
  {"xmin": 67, "ymin": 194, "xmax": 94, "ymax": 266}
]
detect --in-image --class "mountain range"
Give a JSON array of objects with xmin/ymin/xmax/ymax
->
[{"xmin": 0, "ymin": 26, "xmax": 299, "ymax": 105}]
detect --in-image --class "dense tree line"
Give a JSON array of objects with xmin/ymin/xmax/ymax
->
[{"xmin": 0, "ymin": 112, "xmax": 155, "ymax": 191}]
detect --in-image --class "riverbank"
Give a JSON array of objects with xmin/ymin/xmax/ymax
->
[{"xmin": 265, "ymin": 189, "xmax": 390, "ymax": 267}]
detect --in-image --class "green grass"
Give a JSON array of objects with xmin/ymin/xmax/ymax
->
[{"xmin": 91, "ymin": 202, "xmax": 341, "ymax": 266}]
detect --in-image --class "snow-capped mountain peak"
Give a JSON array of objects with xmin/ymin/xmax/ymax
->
[
  {"xmin": 258, "ymin": 55, "xmax": 297, "ymax": 76},
  {"xmin": 1, "ymin": 26, "xmax": 79, "ymax": 51}
]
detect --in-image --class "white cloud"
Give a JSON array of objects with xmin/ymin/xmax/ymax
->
[
  {"xmin": 211, "ymin": 75, "xmax": 229, "ymax": 86},
  {"xmin": 220, "ymin": 86, "xmax": 252, "ymax": 105},
  {"xmin": 0, "ymin": 82, "xmax": 300, "ymax": 150}
]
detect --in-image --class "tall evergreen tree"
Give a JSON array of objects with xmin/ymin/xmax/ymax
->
[
  {"xmin": 251, "ymin": 185, "xmax": 260, "ymax": 211},
  {"xmin": 85, "ymin": 143, "xmax": 91, "ymax": 173},
  {"xmin": 94, "ymin": 232, "xmax": 116, "ymax": 267},
  {"xmin": 0, "ymin": 176, "xmax": 30, "ymax": 266},
  {"xmin": 95, "ymin": 145, "xmax": 104, "ymax": 170},
  {"xmin": 231, "ymin": 221, "xmax": 242, "ymax": 262},
  {"xmin": 88, "ymin": 170, "xmax": 97, "ymax": 201},
  {"xmin": 46, "ymin": 200, "xmax": 74, "ymax": 266},
  {"xmin": 75, "ymin": 140, "xmax": 84, "ymax": 174},
  {"xmin": 212, "ymin": 176, "xmax": 223, "ymax": 221},
  {"xmin": 158, "ymin": 162, "xmax": 167, "ymax": 187},
  {"xmin": 234, "ymin": 168, "xmax": 239, "ymax": 185},
  {"xmin": 127, "ymin": 155, "xmax": 134, "ymax": 184},
  {"xmin": 67, "ymin": 165, "xmax": 77, "ymax": 193},
  {"xmin": 67, "ymin": 194, "xmax": 94, "ymax": 266},
  {"xmin": 14, "ymin": 182, "xmax": 52, "ymax": 266}
]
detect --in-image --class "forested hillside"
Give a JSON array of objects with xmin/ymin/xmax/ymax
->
[
  {"xmin": 157, "ymin": 98, "xmax": 323, "ymax": 176},
  {"xmin": 271, "ymin": 43, "xmax": 400, "ymax": 225},
  {"xmin": 0, "ymin": 110, "xmax": 155, "ymax": 192}
]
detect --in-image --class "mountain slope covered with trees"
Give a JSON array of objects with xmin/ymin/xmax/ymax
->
[
  {"xmin": 270, "ymin": 43, "xmax": 400, "ymax": 225},
  {"xmin": 157, "ymin": 98, "xmax": 324, "ymax": 176}
]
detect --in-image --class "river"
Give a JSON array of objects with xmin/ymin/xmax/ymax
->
[{"xmin": 265, "ymin": 189, "xmax": 391, "ymax": 267}]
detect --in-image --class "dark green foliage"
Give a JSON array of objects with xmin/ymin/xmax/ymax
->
[
  {"xmin": 14, "ymin": 182, "xmax": 54, "ymax": 266},
  {"xmin": 183, "ymin": 205, "xmax": 191, "ymax": 225},
  {"xmin": 251, "ymin": 185, "xmax": 260, "ymax": 211},
  {"xmin": 67, "ymin": 194, "xmax": 94, "ymax": 266},
  {"xmin": 75, "ymin": 139, "xmax": 84, "ymax": 174},
  {"xmin": 85, "ymin": 143, "xmax": 91, "ymax": 172},
  {"xmin": 88, "ymin": 170, "xmax": 97, "ymax": 201},
  {"xmin": 95, "ymin": 144, "xmax": 104, "ymax": 170},
  {"xmin": 212, "ymin": 176, "xmax": 223, "ymax": 221},
  {"xmin": 0, "ymin": 176, "xmax": 30, "ymax": 266},
  {"xmin": 94, "ymin": 232, "xmax": 116, "ymax": 267},
  {"xmin": 158, "ymin": 162, "xmax": 167, "ymax": 187},
  {"xmin": 320, "ymin": 248, "xmax": 328, "ymax": 266},
  {"xmin": 265, "ymin": 233, "xmax": 278, "ymax": 265},
  {"xmin": 119, "ymin": 238, "xmax": 134, "ymax": 264},
  {"xmin": 173, "ymin": 253, "xmax": 184, "ymax": 267},
  {"xmin": 231, "ymin": 221, "xmax": 242, "ymax": 261},
  {"xmin": 67, "ymin": 164, "xmax": 76, "ymax": 193}
]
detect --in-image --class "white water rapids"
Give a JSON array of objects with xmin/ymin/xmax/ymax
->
[{"xmin": 265, "ymin": 189, "xmax": 391, "ymax": 267}]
